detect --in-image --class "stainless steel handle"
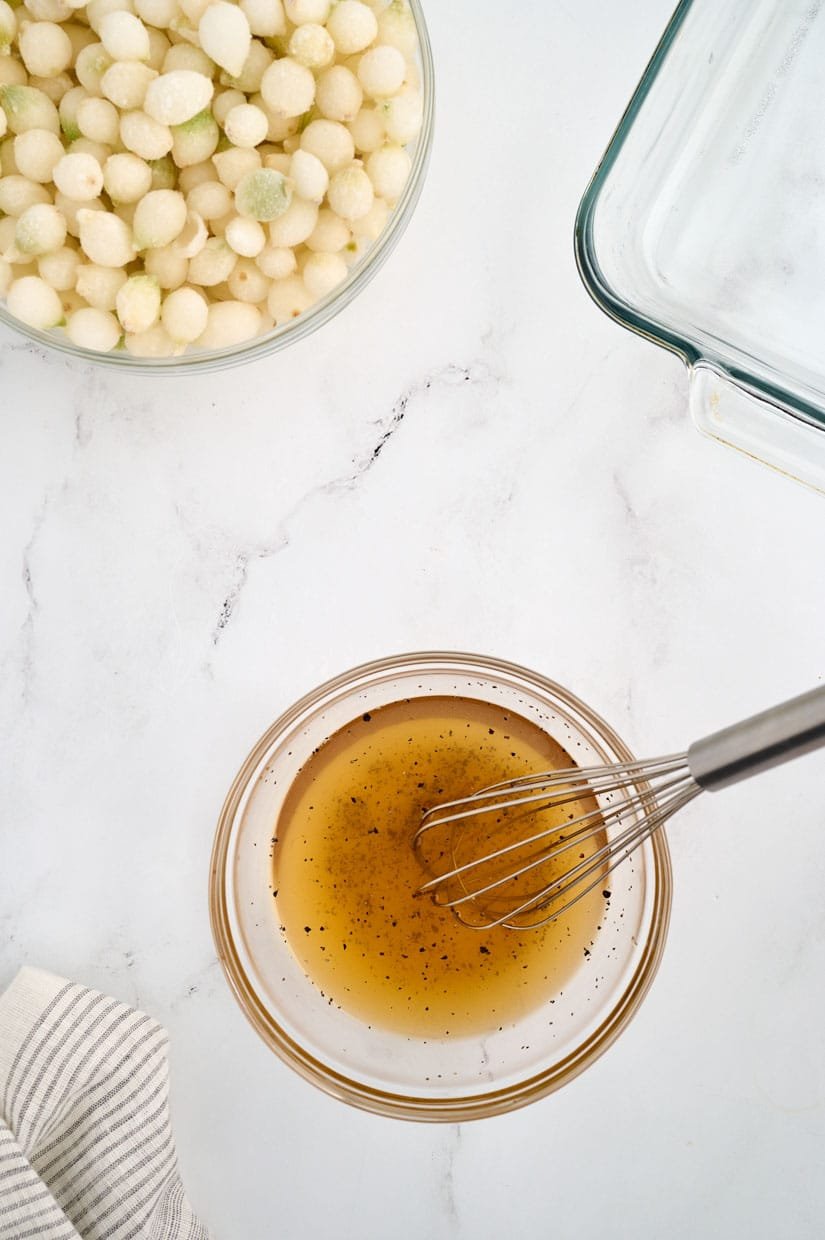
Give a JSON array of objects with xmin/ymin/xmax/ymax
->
[{"xmin": 687, "ymin": 684, "xmax": 825, "ymax": 791}]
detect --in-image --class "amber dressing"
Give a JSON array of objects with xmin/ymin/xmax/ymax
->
[{"xmin": 272, "ymin": 697, "xmax": 608, "ymax": 1038}]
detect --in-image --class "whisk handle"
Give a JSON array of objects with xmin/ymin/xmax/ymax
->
[{"xmin": 687, "ymin": 685, "xmax": 825, "ymax": 791}]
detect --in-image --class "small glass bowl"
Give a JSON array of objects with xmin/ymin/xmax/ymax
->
[
  {"xmin": 0, "ymin": 1, "xmax": 434, "ymax": 375},
  {"xmin": 210, "ymin": 653, "xmax": 673, "ymax": 1121}
]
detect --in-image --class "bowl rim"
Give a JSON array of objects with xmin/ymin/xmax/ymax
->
[
  {"xmin": 0, "ymin": 0, "xmax": 435, "ymax": 374},
  {"xmin": 209, "ymin": 651, "xmax": 673, "ymax": 1122}
]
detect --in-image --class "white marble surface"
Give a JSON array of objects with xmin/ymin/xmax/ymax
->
[{"xmin": 2, "ymin": 1, "xmax": 825, "ymax": 1237}]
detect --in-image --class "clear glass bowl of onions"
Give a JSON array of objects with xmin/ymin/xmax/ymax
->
[{"xmin": 0, "ymin": 0, "xmax": 433, "ymax": 372}]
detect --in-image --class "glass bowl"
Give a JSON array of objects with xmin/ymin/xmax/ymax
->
[
  {"xmin": 210, "ymin": 653, "xmax": 673, "ymax": 1121},
  {"xmin": 0, "ymin": 0, "xmax": 434, "ymax": 376}
]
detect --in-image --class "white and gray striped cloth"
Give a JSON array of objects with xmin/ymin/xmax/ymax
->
[{"xmin": 0, "ymin": 968, "xmax": 208, "ymax": 1240}]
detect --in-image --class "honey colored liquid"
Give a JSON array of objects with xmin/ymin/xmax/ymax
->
[{"xmin": 273, "ymin": 697, "xmax": 607, "ymax": 1038}]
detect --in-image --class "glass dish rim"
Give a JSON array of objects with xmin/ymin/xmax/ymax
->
[
  {"xmin": 209, "ymin": 650, "xmax": 673, "ymax": 1122},
  {"xmin": 573, "ymin": 0, "xmax": 825, "ymax": 435},
  {"xmin": 0, "ymin": 0, "xmax": 435, "ymax": 376}
]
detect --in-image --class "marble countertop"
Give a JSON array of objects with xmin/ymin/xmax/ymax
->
[{"xmin": 2, "ymin": 1, "xmax": 825, "ymax": 1236}]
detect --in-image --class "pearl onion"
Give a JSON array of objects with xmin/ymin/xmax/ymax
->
[
  {"xmin": 357, "ymin": 44, "xmax": 405, "ymax": 98},
  {"xmin": 13, "ymin": 129, "xmax": 64, "ymax": 183},
  {"xmin": 144, "ymin": 70, "xmax": 214, "ymax": 126},
  {"xmin": 120, "ymin": 110, "xmax": 173, "ymax": 160},
  {"xmin": 365, "ymin": 143, "xmax": 410, "ymax": 201},
  {"xmin": 100, "ymin": 62, "xmax": 157, "ymax": 110},
  {"xmin": 326, "ymin": 2, "xmax": 378, "ymax": 55},
  {"xmin": 6, "ymin": 274, "xmax": 63, "ymax": 328},
  {"xmin": 187, "ymin": 237, "xmax": 237, "ymax": 286},
  {"xmin": 256, "ymin": 243, "xmax": 295, "ymax": 279},
  {"xmin": 198, "ymin": 2, "xmax": 251, "ymax": 79},
  {"xmin": 77, "ymin": 208, "xmax": 135, "ymax": 266},
  {"xmin": 260, "ymin": 57, "xmax": 315, "ymax": 119},
  {"xmin": 315, "ymin": 65, "xmax": 362, "ymax": 123},
  {"xmin": 37, "ymin": 245, "xmax": 80, "ymax": 290},
  {"xmin": 224, "ymin": 215, "xmax": 266, "ymax": 257},
  {"xmin": 227, "ymin": 256, "xmax": 269, "ymax": 302},
  {"xmin": 302, "ymin": 250, "xmax": 347, "ymax": 299},
  {"xmin": 349, "ymin": 106, "xmax": 385, "ymax": 153},
  {"xmin": 0, "ymin": 175, "xmax": 50, "ymax": 216},
  {"xmin": 267, "ymin": 196, "xmax": 317, "ymax": 246},
  {"xmin": 234, "ymin": 167, "xmax": 292, "ymax": 221},
  {"xmin": 266, "ymin": 273, "xmax": 311, "ymax": 324},
  {"xmin": 212, "ymin": 145, "xmax": 260, "ymax": 190},
  {"xmin": 15, "ymin": 202, "xmax": 67, "ymax": 255},
  {"xmin": 75, "ymin": 261, "xmax": 127, "ymax": 309},
  {"xmin": 288, "ymin": 23, "xmax": 334, "ymax": 71},
  {"xmin": 77, "ymin": 96, "xmax": 120, "ymax": 144},
  {"xmin": 161, "ymin": 284, "xmax": 208, "ymax": 342},
  {"xmin": 99, "ymin": 12, "xmax": 151, "ymax": 63},
  {"xmin": 196, "ymin": 299, "xmax": 261, "ymax": 347},
  {"xmin": 187, "ymin": 179, "xmax": 233, "ymax": 221},
  {"xmin": 289, "ymin": 148, "xmax": 328, "ymax": 203},
  {"xmin": 18, "ymin": 22, "xmax": 73, "ymax": 78},
  {"xmin": 53, "ymin": 152, "xmax": 104, "ymax": 201},
  {"xmin": 224, "ymin": 103, "xmax": 268, "ymax": 149},
  {"xmin": 305, "ymin": 206, "xmax": 350, "ymax": 253},
  {"xmin": 66, "ymin": 306, "xmax": 121, "ymax": 351},
  {"xmin": 327, "ymin": 163, "xmax": 374, "ymax": 221},
  {"xmin": 104, "ymin": 151, "xmax": 152, "ymax": 202},
  {"xmin": 115, "ymin": 272, "xmax": 161, "ymax": 332},
  {"xmin": 143, "ymin": 243, "xmax": 188, "ymax": 289},
  {"xmin": 133, "ymin": 188, "xmax": 187, "ymax": 248},
  {"xmin": 284, "ymin": 0, "xmax": 329, "ymax": 24},
  {"xmin": 300, "ymin": 118, "xmax": 354, "ymax": 172},
  {"xmin": 240, "ymin": 0, "xmax": 285, "ymax": 38}
]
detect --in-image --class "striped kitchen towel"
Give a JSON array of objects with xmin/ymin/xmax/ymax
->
[{"xmin": 0, "ymin": 967, "xmax": 209, "ymax": 1240}]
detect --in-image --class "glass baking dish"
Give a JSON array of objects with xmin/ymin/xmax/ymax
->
[{"xmin": 576, "ymin": 0, "xmax": 825, "ymax": 492}]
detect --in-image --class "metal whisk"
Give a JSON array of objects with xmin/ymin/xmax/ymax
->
[{"xmin": 413, "ymin": 685, "xmax": 825, "ymax": 930}]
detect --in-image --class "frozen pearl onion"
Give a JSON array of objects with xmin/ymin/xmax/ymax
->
[
  {"xmin": 144, "ymin": 70, "xmax": 213, "ymax": 125},
  {"xmin": 100, "ymin": 61, "xmax": 157, "ymax": 110},
  {"xmin": 75, "ymin": 261, "xmax": 127, "ymax": 309},
  {"xmin": 66, "ymin": 305, "xmax": 121, "ymax": 350},
  {"xmin": 124, "ymin": 323, "xmax": 176, "ymax": 355},
  {"xmin": 99, "ymin": 12, "xmax": 150, "ymax": 63},
  {"xmin": 212, "ymin": 144, "xmax": 260, "ymax": 189},
  {"xmin": 365, "ymin": 142, "xmax": 410, "ymax": 201},
  {"xmin": 103, "ymin": 151, "xmax": 152, "ymax": 202},
  {"xmin": 315, "ymin": 65, "xmax": 362, "ymax": 123},
  {"xmin": 289, "ymin": 147, "xmax": 328, "ymax": 202},
  {"xmin": 187, "ymin": 178, "xmax": 232, "ymax": 220},
  {"xmin": 161, "ymin": 283, "xmax": 207, "ymax": 341},
  {"xmin": 299, "ymin": 118, "xmax": 354, "ymax": 175},
  {"xmin": 357, "ymin": 44, "xmax": 405, "ymax": 98},
  {"xmin": 187, "ymin": 236, "xmax": 236, "ymax": 286},
  {"xmin": 15, "ymin": 202, "xmax": 67, "ymax": 255},
  {"xmin": 212, "ymin": 88, "xmax": 245, "ymax": 127},
  {"xmin": 77, "ymin": 96, "xmax": 120, "ymax": 144},
  {"xmin": 234, "ymin": 166, "xmax": 291, "ymax": 221},
  {"xmin": 227, "ymin": 255, "xmax": 269, "ymax": 302},
  {"xmin": 163, "ymin": 42, "xmax": 214, "ymax": 79},
  {"xmin": 172, "ymin": 209, "xmax": 207, "ymax": 258},
  {"xmin": 53, "ymin": 151, "xmax": 104, "ymax": 200},
  {"xmin": 143, "ymin": 242, "xmax": 188, "ymax": 288},
  {"xmin": 171, "ymin": 109, "xmax": 219, "ymax": 168},
  {"xmin": 74, "ymin": 43, "xmax": 114, "ymax": 96},
  {"xmin": 302, "ymin": 249, "xmax": 347, "ymax": 298},
  {"xmin": 260, "ymin": 57, "xmax": 315, "ymax": 119},
  {"xmin": 377, "ymin": 1, "xmax": 417, "ymax": 55},
  {"xmin": 77, "ymin": 208, "xmax": 135, "ymax": 266},
  {"xmin": 18, "ymin": 22, "xmax": 73, "ymax": 78},
  {"xmin": 37, "ymin": 244, "xmax": 80, "ymax": 290},
  {"xmin": 326, "ymin": 1, "xmax": 377, "ymax": 55},
  {"xmin": 0, "ymin": 174, "xmax": 51, "ymax": 216},
  {"xmin": 327, "ymin": 162, "xmax": 373, "ymax": 221},
  {"xmin": 284, "ymin": 0, "xmax": 330, "ymax": 25},
  {"xmin": 115, "ymin": 271, "xmax": 161, "ymax": 331},
  {"xmin": 6, "ymin": 274, "xmax": 63, "ymax": 328},
  {"xmin": 267, "ymin": 195, "xmax": 317, "ymax": 246},
  {"xmin": 266, "ymin": 272, "xmax": 311, "ymax": 323},
  {"xmin": 256, "ymin": 243, "xmax": 295, "ymax": 279},
  {"xmin": 288, "ymin": 22, "xmax": 334, "ymax": 70},
  {"xmin": 13, "ymin": 128, "xmax": 64, "ymax": 182},
  {"xmin": 0, "ymin": 84, "xmax": 60, "ymax": 135},
  {"xmin": 240, "ymin": 0, "xmax": 285, "ymax": 38},
  {"xmin": 225, "ymin": 214, "xmax": 265, "ymax": 257},
  {"xmin": 196, "ymin": 298, "xmax": 261, "ymax": 347},
  {"xmin": 135, "ymin": 0, "xmax": 178, "ymax": 26},
  {"xmin": 120, "ymin": 109, "xmax": 172, "ymax": 159},
  {"xmin": 132, "ymin": 187, "xmax": 187, "ymax": 248},
  {"xmin": 223, "ymin": 103, "xmax": 268, "ymax": 149},
  {"xmin": 382, "ymin": 89, "xmax": 422, "ymax": 143},
  {"xmin": 198, "ymin": 2, "xmax": 251, "ymax": 79},
  {"xmin": 305, "ymin": 205, "xmax": 350, "ymax": 252}
]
